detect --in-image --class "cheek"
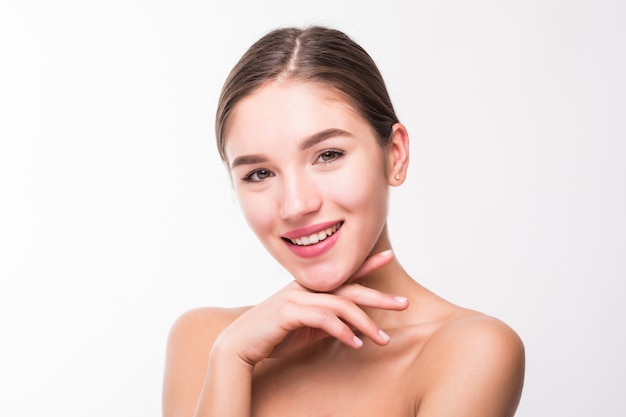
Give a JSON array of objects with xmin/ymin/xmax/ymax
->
[
  {"xmin": 325, "ymin": 157, "xmax": 389, "ymax": 217},
  {"xmin": 238, "ymin": 193, "xmax": 275, "ymax": 236}
]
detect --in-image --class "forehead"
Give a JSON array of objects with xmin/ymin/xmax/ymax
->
[{"xmin": 224, "ymin": 81, "xmax": 368, "ymax": 158}]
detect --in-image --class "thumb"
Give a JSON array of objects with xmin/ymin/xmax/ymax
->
[{"xmin": 350, "ymin": 250, "xmax": 394, "ymax": 281}]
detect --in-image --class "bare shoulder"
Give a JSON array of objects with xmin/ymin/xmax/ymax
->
[
  {"xmin": 167, "ymin": 306, "xmax": 249, "ymax": 351},
  {"xmin": 162, "ymin": 306, "xmax": 249, "ymax": 417},
  {"xmin": 415, "ymin": 312, "xmax": 525, "ymax": 417},
  {"xmin": 431, "ymin": 312, "xmax": 525, "ymax": 365}
]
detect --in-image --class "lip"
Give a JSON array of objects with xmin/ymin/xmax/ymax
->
[
  {"xmin": 281, "ymin": 220, "xmax": 343, "ymax": 240},
  {"xmin": 282, "ymin": 221, "xmax": 343, "ymax": 259}
]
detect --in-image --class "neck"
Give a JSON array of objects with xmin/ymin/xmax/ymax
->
[
  {"xmin": 353, "ymin": 228, "xmax": 449, "ymax": 329},
  {"xmin": 358, "ymin": 226, "xmax": 413, "ymax": 295}
]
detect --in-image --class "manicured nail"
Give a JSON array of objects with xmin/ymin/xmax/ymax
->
[
  {"xmin": 380, "ymin": 249, "xmax": 393, "ymax": 257},
  {"xmin": 378, "ymin": 329, "xmax": 390, "ymax": 343},
  {"xmin": 394, "ymin": 296, "xmax": 408, "ymax": 304},
  {"xmin": 353, "ymin": 335, "xmax": 364, "ymax": 347}
]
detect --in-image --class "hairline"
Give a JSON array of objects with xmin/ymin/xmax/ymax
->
[{"xmin": 221, "ymin": 77, "xmax": 386, "ymax": 163}]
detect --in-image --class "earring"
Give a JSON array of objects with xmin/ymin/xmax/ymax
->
[{"xmin": 394, "ymin": 174, "xmax": 401, "ymax": 180}]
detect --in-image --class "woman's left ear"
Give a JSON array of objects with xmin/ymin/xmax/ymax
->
[{"xmin": 386, "ymin": 123, "xmax": 410, "ymax": 186}]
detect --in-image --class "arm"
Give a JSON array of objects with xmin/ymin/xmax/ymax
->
[
  {"xmin": 163, "ymin": 251, "xmax": 409, "ymax": 417},
  {"xmin": 193, "ymin": 341, "xmax": 255, "ymax": 417},
  {"xmin": 162, "ymin": 307, "xmax": 246, "ymax": 417},
  {"xmin": 415, "ymin": 316, "xmax": 525, "ymax": 417}
]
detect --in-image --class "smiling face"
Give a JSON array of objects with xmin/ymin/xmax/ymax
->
[{"xmin": 224, "ymin": 81, "xmax": 403, "ymax": 292}]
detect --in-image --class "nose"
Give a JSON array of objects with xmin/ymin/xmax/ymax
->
[{"xmin": 279, "ymin": 172, "xmax": 322, "ymax": 221}]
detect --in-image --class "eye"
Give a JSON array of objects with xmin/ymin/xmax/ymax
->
[
  {"xmin": 316, "ymin": 150, "xmax": 344, "ymax": 163},
  {"xmin": 242, "ymin": 169, "xmax": 274, "ymax": 182}
]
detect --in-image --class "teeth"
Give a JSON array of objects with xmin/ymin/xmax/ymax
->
[{"xmin": 289, "ymin": 223, "xmax": 340, "ymax": 246}]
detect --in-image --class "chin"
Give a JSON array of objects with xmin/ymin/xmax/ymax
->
[
  {"xmin": 298, "ymin": 280, "xmax": 341, "ymax": 293},
  {"xmin": 292, "ymin": 264, "xmax": 351, "ymax": 293}
]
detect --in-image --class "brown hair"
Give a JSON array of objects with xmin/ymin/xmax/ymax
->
[{"xmin": 215, "ymin": 26, "xmax": 399, "ymax": 162}]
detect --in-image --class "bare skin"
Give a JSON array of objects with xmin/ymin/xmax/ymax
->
[
  {"xmin": 162, "ymin": 81, "xmax": 525, "ymax": 417},
  {"xmin": 163, "ymin": 246, "xmax": 524, "ymax": 417}
]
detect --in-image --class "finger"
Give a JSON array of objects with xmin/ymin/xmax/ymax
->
[
  {"xmin": 350, "ymin": 249, "xmax": 394, "ymax": 280},
  {"xmin": 290, "ymin": 305, "xmax": 365, "ymax": 348},
  {"xmin": 288, "ymin": 292, "xmax": 391, "ymax": 346},
  {"xmin": 333, "ymin": 283, "xmax": 409, "ymax": 311}
]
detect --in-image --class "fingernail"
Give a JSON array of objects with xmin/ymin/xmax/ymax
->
[
  {"xmin": 378, "ymin": 329, "xmax": 390, "ymax": 343},
  {"xmin": 380, "ymin": 249, "xmax": 393, "ymax": 257},
  {"xmin": 394, "ymin": 296, "xmax": 408, "ymax": 304},
  {"xmin": 353, "ymin": 335, "xmax": 364, "ymax": 347}
]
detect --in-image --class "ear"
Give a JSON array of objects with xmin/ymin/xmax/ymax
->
[{"xmin": 386, "ymin": 123, "xmax": 410, "ymax": 186}]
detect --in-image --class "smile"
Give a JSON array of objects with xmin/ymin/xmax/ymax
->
[{"xmin": 286, "ymin": 222, "xmax": 343, "ymax": 246}]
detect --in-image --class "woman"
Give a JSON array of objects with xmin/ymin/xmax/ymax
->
[{"xmin": 163, "ymin": 26, "xmax": 524, "ymax": 417}]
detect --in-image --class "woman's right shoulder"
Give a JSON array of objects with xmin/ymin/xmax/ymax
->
[
  {"xmin": 163, "ymin": 306, "xmax": 252, "ymax": 416},
  {"xmin": 167, "ymin": 306, "xmax": 251, "ymax": 353}
]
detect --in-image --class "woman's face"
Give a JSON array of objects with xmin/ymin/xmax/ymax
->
[{"xmin": 224, "ymin": 81, "xmax": 397, "ymax": 292}]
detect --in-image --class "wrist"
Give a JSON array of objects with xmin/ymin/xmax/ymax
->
[{"xmin": 210, "ymin": 334, "xmax": 257, "ymax": 373}]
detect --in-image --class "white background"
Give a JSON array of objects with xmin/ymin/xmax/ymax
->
[{"xmin": 1, "ymin": 1, "xmax": 625, "ymax": 416}]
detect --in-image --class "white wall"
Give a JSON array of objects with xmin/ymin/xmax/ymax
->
[{"xmin": 1, "ymin": 1, "xmax": 624, "ymax": 416}]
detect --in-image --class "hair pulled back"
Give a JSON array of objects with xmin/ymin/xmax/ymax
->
[{"xmin": 215, "ymin": 26, "xmax": 399, "ymax": 162}]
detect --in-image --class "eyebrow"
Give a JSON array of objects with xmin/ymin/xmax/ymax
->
[
  {"xmin": 230, "ymin": 154, "xmax": 268, "ymax": 169},
  {"xmin": 299, "ymin": 128, "xmax": 352, "ymax": 151},
  {"xmin": 230, "ymin": 128, "xmax": 353, "ymax": 169}
]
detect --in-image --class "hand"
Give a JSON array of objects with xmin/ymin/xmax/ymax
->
[{"xmin": 212, "ymin": 250, "xmax": 409, "ymax": 367}]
